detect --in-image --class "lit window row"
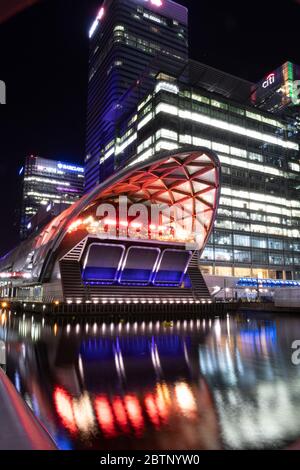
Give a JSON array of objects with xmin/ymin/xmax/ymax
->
[
  {"xmin": 137, "ymin": 136, "xmax": 153, "ymax": 154},
  {"xmin": 137, "ymin": 112, "xmax": 153, "ymax": 130},
  {"xmin": 214, "ymin": 219, "xmax": 300, "ymax": 238},
  {"xmin": 213, "ymin": 233, "xmax": 300, "ymax": 251},
  {"xmin": 155, "ymin": 82, "xmax": 179, "ymax": 95},
  {"xmin": 201, "ymin": 247, "xmax": 298, "ymax": 265},
  {"xmin": 24, "ymin": 177, "xmax": 71, "ymax": 186},
  {"xmin": 219, "ymin": 155, "xmax": 284, "ymax": 177},
  {"xmin": 220, "ymin": 196, "xmax": 293, "ymax": 217},
  {"xmin": 188, "ymin": 93, "xmax": 284, "ymax": 128},
  {"xmin": 139, "ymin": 126, "xmax": 294, "ymax": 179},
  {"xmin": 221, "ymin": 187, "xmax": 300, "ymax": 209},
  {"xmin": 155, "ymin": 103, "xmax": 299, "ymax": 150}
]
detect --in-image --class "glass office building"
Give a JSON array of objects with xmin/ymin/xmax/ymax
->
[
  {"xmin": 94, "ymin": 71, "xmax": 300, "ymax": 281},
  {"xmin": 86, "ymin": 0, "xmax": 300, "ymax": 281},
  {"xmin": 20, "ymin": 155, "xmax": 84, "ymax": 239}
]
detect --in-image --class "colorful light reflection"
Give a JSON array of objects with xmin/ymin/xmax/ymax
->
[
  {"xmin": 95, "ymin": 396, "xmax": 117, "ymax": 438},
  {"xmin": 53, "ymin": 381, "xmax": 198, "ymax": 439},
  {"xmin": 53, "ymin": 387, "xmax": 77, "ymax": 434}
]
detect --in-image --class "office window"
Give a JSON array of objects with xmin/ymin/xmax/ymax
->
[
  {"xmin": 200, "ymin": 265, "xmax": 213, "ymax": 275},
  {"xmin": 212, "ymin": 142, "xmax": 230, "ymax": 154},
  {"xmin": 267, "ymin": 215, "xmax": 281, "ymax": 225},
  {"xmin": 193, "ymin": 136, "xmax": 211, "ymax": 148},
  {"xmin": 232, "ymin": 222, "xmax": 250, "ymax": 231},
  {"xmin": 221, "ymin": 166, "xmax": 231, "ymax": 175},
  {"xmin": 233, "ymin": 210, "xmax": 249, "ymax": 219},
  {"xmin": 251, "ymin": 213, "xmax": 266, "ymax": 222},
  {"xmin": 192, "ymin": 93, "xmax": 210, "ymax": 104},
  {"xmin": 289, "ymin": 162, "xmax": 300, "ymax": 172},
  {"xmin": 211, "ymin": 99, "xmax": 228, "ymax": 110},
  {"xmin": 218, "ymin": 207, "xmax": 232, "ymax": 217},
  {"xmin": 220, "ymin": 197, "xmax": 232, "ymax": 207},
  {"xmin": 215, "ymin": 220, "xmax": 232, "ymax": 230},
  {"xmin": 251, "ymin": 224, "xmax": 267, "ymax": 234},
  {"xmin": 215, "ymin": 266, "xmax": 233, "ymax": 276},
  {"xmin": 229, "ymin": 105, "xmax": 245, "ymax": 116},
  {"xmin": 269, "ymin": 254, "xmax": 284, "ymax": 265},
  {"xmin": 214, "ymin": 231, "xmax": 232, "ymax": 245},
  {"xmin": 201, "ymin": 247, "xmax": 214, "ymax": 261},
  {"xmin": 234, "ymin": 250, "xmax": 251, "ymax": 263},
  {"xmin": 234, "ymin": 267, "xmax": 251, "ymax": 277},
  {"xmin": 248, "ymin": 152, "xmax": 263, "ymax": 163},
  {"xmin": 252, "ymin": 251, "xmax": 268, "ymax": 263},
  {"xmin": 215, "ymin": 248, "xmax": 233, "ymax": 262},
  {"xmin": 246, "ymin": 110, "xmax": 262, "ymax": 122},
  {"xmin": 268, "ymin": 239, "xmax": 283, "ymax": 250},
  {"xmin": 252, "ymin": 268, "xmax": 269, "ymax": 278},
  {"xmin": 230, "ymin": 147, "xmax": 247, "ymax": 158}
]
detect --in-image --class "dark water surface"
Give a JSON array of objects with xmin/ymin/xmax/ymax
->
[{"xmin": 1, "ymin": 311, "xmax": 300, "ymax": 450}]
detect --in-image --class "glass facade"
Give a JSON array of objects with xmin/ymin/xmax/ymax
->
[
  {"xmin": 95, "ymin": 77, "xmax": 300, "ymax": 279},
  {"xmin": 20, "ymin": 155, "xmax": 84, "ymax": 239},
  {"xmin": 86, "ymin": 0, "xmax": 188, "ymax": 191}
]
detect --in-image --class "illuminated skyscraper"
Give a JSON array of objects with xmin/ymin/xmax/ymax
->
[
  {"xmin": 85, "ymin": 0, "xmax": 188, "ymax": 191},
  {"xmin": 20, "ymin": 155, "xmax": 84, "ymax": 239}
]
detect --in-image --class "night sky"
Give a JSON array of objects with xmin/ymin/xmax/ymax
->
[{"xmin": 0, "ymin": 0, "xmax": 299, "ymax": 256}]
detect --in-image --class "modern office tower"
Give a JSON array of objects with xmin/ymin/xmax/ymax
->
[
  {"xmin": 20, "ymin": 155, "xmax": 84, "ymax": 239},
  {"xmin": 85, "ymin": 0, "xmax": 188, "ymax": 191},
  {"xmin": 251, "ymin": 62, "xmax": 300, "ymax": 114},
  {"xmin": 92, "ymin": 63, "xmax": 300, "ymax": 281}
]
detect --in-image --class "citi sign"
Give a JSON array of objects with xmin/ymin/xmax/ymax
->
[{"xmin": 262, "ymin": 73, "xmax": 275, "ymax": 89}]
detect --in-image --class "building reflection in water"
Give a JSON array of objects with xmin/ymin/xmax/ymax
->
[{"xmin": 0, "ymin": 310, "xmax": 300, "ymax": 450}]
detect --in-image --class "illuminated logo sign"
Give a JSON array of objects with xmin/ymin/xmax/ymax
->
[
  {"xmin": 57, "ymin": 163, "xmax": 84, "ymax": 173},
  {"xmin": 89, "ymin": 6, "xmax": 105, "ymax": 38},
  {"xmin": 262, "ymin": 73, "xmax": 275, "ymax": 89},
  {"xmin": 0, "ymin": 80, "xmax": 6, "ymax": 104},
  {"xmin": 292, "ymin": 80, "xmax": 300, "ymax": 105}
]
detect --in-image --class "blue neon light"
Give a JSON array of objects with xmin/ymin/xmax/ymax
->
[
  {"xmin": 237, "ymin": 277, "xmax": 300, "ymax": 288},
  {"xmin": 82, "ymin": 268, "xmax": 192, "ymax": 288},
  {"xmin": 83, "ymin": 267, "xmax": 118, "ymax": 282}
]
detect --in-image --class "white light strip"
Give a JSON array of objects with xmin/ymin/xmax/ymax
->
[
  {"xmin": 100, "ymin": 146, "xmax": 115, "ymax": 164},
  {"xmin": 24, "ymin": 177, "xmax": 71, "ymax": 186},
  {"xmin": 155, "ymin": 81, "xmax": 179, "ymax": 95},
  {"xmin": 221, "ymin": 186, "xmax": 300, "ymax": 209},
  {"xmin": 219, "ymin": 155, "xmax": 284, "ymax": 177},
  {"xmin": 137, "ymin": 113, "xmax": 153, "ymax": 130},
  {"xmin": 155, "ymin": 103, "xmax": 299, "ymax": 151},
  {"xmin": 115, "ymin": 132, "xmax": 137, "ymax": 155},
  {"xmin": 89, "ymin": 19, "xmax": 99, "ymax": 38},
  {"xmin": 89, "ymin": 7, "xmax": 104, "ymax": 39}
]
